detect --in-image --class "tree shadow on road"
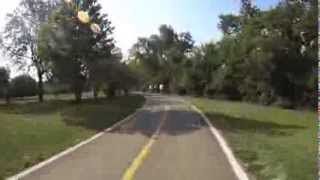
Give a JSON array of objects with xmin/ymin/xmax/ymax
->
[
  {"xmin": 110, "ymin": 109, "xmax": 211, "ymax": 137},
  {"xmin": 110, "ymin": 109, "xmax": 305, "ymax": 137}
]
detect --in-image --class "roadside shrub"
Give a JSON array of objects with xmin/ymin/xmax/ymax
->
[
  {"xmin": 205, "ymin": 89, "xmax": 216, "ymax": 98},
  {"xmin": 273, "ymin": 97, "xmax": 295, "ymax": 109},
  {"xmin": 10, "ymin": 75, "xmax": 37, "ymax": 97},
  {"xmin": 103, "ymin": 82, "xmax": 116, "ymax": 98},
  {"xmin": 177, "ymin": 86, "xmax": 187, "ymax": 96}
]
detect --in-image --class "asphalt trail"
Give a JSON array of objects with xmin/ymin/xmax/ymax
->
[{"xmin": 21, "ymin": 94, "xmax": 237, "ymax": 180}]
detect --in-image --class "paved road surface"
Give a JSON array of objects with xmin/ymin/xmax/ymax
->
[{"xmin": 21, "ymin": 94, "xmax": 237, "ymax": 180}]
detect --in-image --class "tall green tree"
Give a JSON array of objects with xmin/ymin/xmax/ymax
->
[
  {"xmin": 38, "ymin": 0, "xmax": 115, "ymax": 102},
  {"xmin": 172, "ymin": 0, "xmax": 317, "ymax": 107},
  {"xmin": 130, "ymin": 24, "xmax": 194, "ymax": 93},
  {"xmin": 213, "ymin": 0, "xmax": 317, "ymax": 106},
  {"xmin": 1, "ymin": 0, "xmax": 57, "ymax": 102}
]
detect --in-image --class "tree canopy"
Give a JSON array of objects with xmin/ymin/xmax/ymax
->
[
  {"xmin": 130, "ymin": 24, "xmax": 194, "ymax": 93},
  {"xmin": 37, "ymin": 0, "xmax": 132, "ymax": 102},
  {"xmin": 0, "ymin": 0, "xmax": 316, "ymax": 108},
  {"xmin": 1, "ymin": 0, "xmax": 58, "ymax": 102},
  {"xmin": 129, "ymin": 0, "xmax": 317, "ymax": 108}
]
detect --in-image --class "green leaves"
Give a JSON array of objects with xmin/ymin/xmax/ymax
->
[
  {"xmin": 129, "ymin": 0, "xmax": 316, "ymax": 107},
  {"xmin": 130, "ymin": 24, "xmax": 194, "ymax": 93}
]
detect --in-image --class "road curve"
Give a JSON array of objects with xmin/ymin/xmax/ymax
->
[{"xmin": 21, "ymin": 93, "xmax": 238, "ymax": 180}]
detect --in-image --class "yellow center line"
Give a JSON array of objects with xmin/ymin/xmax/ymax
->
[{"xmin": 122, "ymin": 106, "xmax": 168, "ymax": 180}]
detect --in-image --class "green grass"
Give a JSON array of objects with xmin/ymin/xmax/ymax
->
[
  {"xmin": 0, "ymin": 95, "xmax": 145, "ymax": 179},
  {"xmin": 190, "ymin": 97, "xmax": 316, "ymax": 180}
]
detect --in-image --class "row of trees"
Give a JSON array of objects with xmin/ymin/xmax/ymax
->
[
  {"xmin": 0, "ymin": 0, "xmax": 138, "ymax": 103},
  {"xmin": 129, "ymin": 0, "xmax": 317, "ymax": 108},
  {"xmin": 0, "ymin": 68, "xmax": 38, "ymax": 102}
]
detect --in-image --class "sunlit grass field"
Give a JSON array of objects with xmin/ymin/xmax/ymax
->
[
  {"xmin": 190, "ymin": 97, "xmax": 316, "ymax": 180},
  {"xmin": 0, "ymin": 94, "xmax": 145, "ymax": 179}
]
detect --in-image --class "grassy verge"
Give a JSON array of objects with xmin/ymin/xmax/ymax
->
[
  {"xmin": 0, "ymin": 95, "xmax": 145, "ymax": 179},
  {"xmin": 190, "ymin": 97, "xmax": 316, "ymax": 180}
]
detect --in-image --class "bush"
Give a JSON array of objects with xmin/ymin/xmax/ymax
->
[
  {"xmin": 103, "ymin": 82, "xmax": 116, "ymax": 98},
  {"xmin": 205, "ymin": 89, "xmax": 216, "ymax": 98},
  {"xmin": 177, "ymin": 86, "xmax": 187, "ymax": 96},
  {"xmin": 10, "ymin": 75, "xmax": 38, "ymax": 97},
  {"xmin": 273, "ymin": 97, "xmax": 295, "ymax": 109}
]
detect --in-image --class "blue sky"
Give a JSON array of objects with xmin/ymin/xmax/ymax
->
[{"xmin": 0, "ymin": 0, "xmax": 280, "ymax": 77}]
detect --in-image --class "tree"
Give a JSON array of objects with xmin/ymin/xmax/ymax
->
[
  {"xmin": 90, "ymin": 47, "xmax": 121, "ymax": 100},
  {"xmin": 218, "ymin": 15, "xmax": 241, "ymax": 36},
  {"xmin": 0, "ymin": 67, "xmax": 10, "ymax": 104},
  {"xmin": 163, "ymin": 0, "xmax": 317, "ymax": 107},
  {"xmin": 102, "ymin": 61, "xmax": 138, "ymax": 98},
  {"xmin": 1, "ymin": 0, "xmax": 57, "ymax": 102},
  {"xmin": 240, "ymin": 0, "xmax": 259, "ymax": 22},
  {"xmin": 211, "ymin": 0, "xmax": 317, "ymax": 106},
  {"xmin": 130, "ymin": 24, "xmax": 194, "ymax": 93},
  {"xmin": 38, "ymin": 0, "xmax": 115, "ymax": 103},
  {"xmin": 10, "ymin": 74, "xmax": 38, "ymax": 98}
]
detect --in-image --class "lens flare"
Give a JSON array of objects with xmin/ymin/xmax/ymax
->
[
  {"xmin": 77, "ymin": 11, "xmax": 90, "ymax": 24},
  {"xmin": 90, "ymin": 23, "xmax": 101, "ymax": 34}
]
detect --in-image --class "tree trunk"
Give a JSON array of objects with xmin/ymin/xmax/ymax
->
[
  {"xmin": 74, "ymin": 91, "xmax": 82, "ymax": 103},
  {"xmin": 124, "ymin": 89, "xmax": 129, "ymax": 96},
  {"xmin": 93, "ymin": 86, "xmax": 99, "ymax": 101},
  {"xmin": 105, "ymin": 82, "xmax": 116, "ymax": 98},
  {"xmin": 73, "ymin": 76, "xmax": 85, "ymax": 103},
  {"xmin": 37, "ymin": 72, "xmax": 44, "ymax": 103},
  {"xmin": 5, "ymin": 96, "xmax": 10, "ymax": 105},
  {"xmin": 4, "ymin": 88, "xmax": 10, "ymax": 105}
]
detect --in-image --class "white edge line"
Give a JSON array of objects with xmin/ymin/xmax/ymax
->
[
  {"xmin": 191, "ymin": 105, "xmax": 250, "ymax": 180},
  {"xmin": 6, "ymin": 107, "xmax": 142, "ymax": 180}
]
